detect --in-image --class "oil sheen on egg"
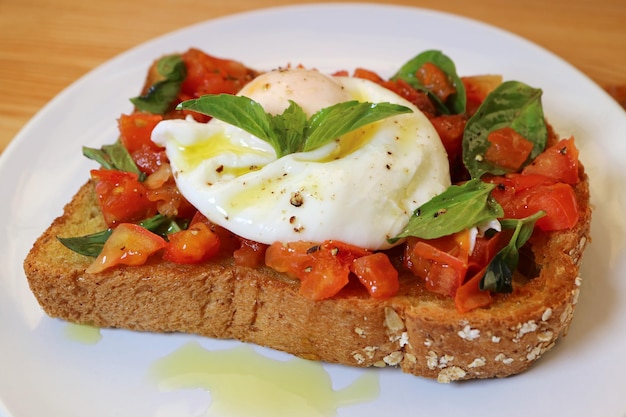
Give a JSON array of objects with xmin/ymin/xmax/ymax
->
[{"xmin": 152, "ymin": 69, "xmax": 451, "ymax": 250}]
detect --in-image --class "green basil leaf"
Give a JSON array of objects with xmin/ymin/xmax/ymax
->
[
  {"xmin": 270, "ymin": 100, "xmax": 308, "ymax": 157},
  {"xmin": 390, "ymin": 50, "xmax": 466, "ymax": 114},
  {"xmin": 177, "ymin": 94, "xmax": 281, "ymax": 154},
  {"xmin": 57, "ymin": 229, "xmax": 113, "ymax": 257},
  {"xmin": 480, "ymin": 211, "xmax": 545, "ymax": 292},
  {"xmin": 130, "ymin": 55, "xmax": 187, "ymax": 114},
  {"xmin": 177, "ymin": 95, "xmax": 411, "ymax": 159},
  {"xmin": 389, "ymin": 179, "xmax": 504, "ymax": 242},
  {"xmin": 304, "ymin": 101, "xmax": 412, "ymax": 152},
  {"xmin": 462, "ymin": 80, "xmax": 548, "ymax": 179},
  {"xmin": 82, "ymin": 141, "xmax": 144, "ymax": 180}
]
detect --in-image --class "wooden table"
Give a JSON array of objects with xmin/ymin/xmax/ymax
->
[{"xmin": 1, "ymin": 0, "xmax": 624, "ymax": 154}]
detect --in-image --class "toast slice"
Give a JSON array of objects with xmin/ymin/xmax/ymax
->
[{"xmin": 23, "ymin": 161, "xmax": 590, "ymax": 382}]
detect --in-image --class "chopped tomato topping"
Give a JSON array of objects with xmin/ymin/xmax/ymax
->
[
  {"xmin": 404, "ymin": 230, "xmax": 471, "ymax": 298},
  {"xmin": 234, "ymin": 239, "xmax": 268, "ymax": 268},
  {"xmin": 487, "ymin": 174, "xmax": 579, "ymax": 231},
  {"xmin": 90, "ymin": 169, "xmax": 157, "ymax": 227},
  {"xmin": 163, "ymin": 222, "xmax": 220, "ymax": 264},
  {"xmin": 522, "ymin": 137, "xmax": 579, "ymax": 184},
  {"xmin": 118, "ymin": 112, "xmax": 163, "ymax": 155},
  {"xmin": 86, "ymin": 223, "xmax": 167, "ymax": 273},
  {"xmin": 484, "ymin": 127, "xmax": 534, "ymax": 171},
  {"xmin": 429, "ymin": 114, "xmax": 468, "ymax": 181},
  {"xmin": 265, "ymin": 240, "xmax": 373, "ymax": 300},
  {"xmin": 454, "ymin": 266, "xmax": 493, "ymax": 313},
  {"xmin": 416, "ymin": 62, "xmax": 456, "ymax": 103},
  {"xmin": 461, "ymin": 75, "xmax": 503, "ymax": 116},
  {"xmin": 350, "ymin": 253, "xmax": 399, "ymax": 299}
]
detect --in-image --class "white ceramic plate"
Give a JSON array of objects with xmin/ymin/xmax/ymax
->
[{"xmin": 1, "ymin": 3, "xmax": 625, "ymax": 417}]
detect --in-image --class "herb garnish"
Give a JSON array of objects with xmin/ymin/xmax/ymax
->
[
  {"xmin": 391, "ymin": 49, "xmax": 466, "ymax": 115},
  {"xmin": 177, "ymin": 95, "xmax": 413, "ymax": 158},
  {"xmin": 480, "ymin": 211, "xmax": 545, "ymax": 292},
  {"xmin": 462, "ymin": 81, "xmax": 547, "ymax": 179},
  {"xmin": 130, "ymin": 54, "xmax": 187, "ymax": 114},
  {"xmin": 82, "ymin": 140, "xmax": 145, "ymax": 180},
  {"xmin": 389, "ymin": 179, "xmax": 503, "ymax": 242}
]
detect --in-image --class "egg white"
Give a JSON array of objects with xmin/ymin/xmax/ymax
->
[{"xmin": 152, "ymin": 69, "xmax": 451, "ymax": 250}]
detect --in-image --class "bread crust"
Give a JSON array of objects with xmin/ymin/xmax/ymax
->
[{"xmin": 23, "ymin": 161, "xmax": 591, "ymax": 382}]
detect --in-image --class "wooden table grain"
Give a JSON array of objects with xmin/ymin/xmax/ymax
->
[{"xmin": 1, "ymin": 0, "xmax": 624, "ymax": 154}]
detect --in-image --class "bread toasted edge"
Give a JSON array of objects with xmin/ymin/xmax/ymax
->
[{"xmin": 22, "ymin": 162, "xmax": 591, "ymax": 382}]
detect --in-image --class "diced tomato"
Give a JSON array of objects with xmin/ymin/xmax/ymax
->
[
  {"xmin": 522, "ymin": 137, "xmax": 579, "ymax": 184},
  {"xmin": 352, "ymin": 67, "xmax": 385, "ymax": 83},
  {"xmin": 487, "ymin": 174, "xmax": 579, "ymax": 231},
  {"xmin": 468, "ymin": 232, "xmax": 511, "ymax": 273},
  {"xmin": 484, "ymin": 127, "xmax": 534, "ymax": 171},
  {"xmin": 146, "ymin": 183, "xmax": 196, "ymax": 219},
  {"xmin": 404, "ymin": 231, "xmax": 471, "ymax": 297},
  {"xmin": 350, "ymin": 253, "xmax": 399, "ymax": 299},
  {"xmin": 416, "ymin": 62, "xmax": 456, "ymax": 102},
  {"xmin": 233, "ymin": 239, "xmax": 268, "ymax": 268},
  {"xmin": 454, "ymin": 266, "xmax": 493, "ymax": 313},
  {"xmin": 163, "ymin": 222, "xmax": 220, "ymax": 264},
  {"xmin": 86, "ymin": 223, "xmax": 167, "ymax": 273},
  {"xmin": 132, "ymin": 144, "xmax": 168, "ymax": 176},
  {"xmin": 180, "ymin": 48, "xmax": 257, "ymax": 99},
  {"xmin": 90, "ymin": 169, "xmax": 157, "ymax": 227},
  {"xmin": 428, "ymin": 114, "xmax": 467, "ymax": 181},
  {"xmin": 118, "ymin": 112, "xmax": 163, "ymax": 155},
  {"xmin": 265, "ymin": 240, "xmax": 371, "ymax": 300},
  {"xmin": 462, "ymin": 75, "xmax": 503, "ymax": 116}
]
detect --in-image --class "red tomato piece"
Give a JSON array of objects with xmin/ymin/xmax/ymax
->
[
  {"xmin": 404, "ymin": 231, "xmax": 470, "ymax": 298},
  {"xmin": 522, "ymin": 137, "xmax": 580, "ymax": 184},
  {"xmin": 350, "ymin": 253, "xmax": 399, "ymax": 299},
  {"xmin": 487, "ymin": 174, "xmax": 579, "ymax": 231},
  {"xmin": 233, "ymin": 239, "xmax": 268, "ymax": 268},
  {"xmin": 118, "ymin": 113, "xmax": 163, "ymax": 155},
  {"xmin": 454, "ymin": 266, "xmax": 493, "ymax": 313},
  {"xmin": 90, "ymin": 169, "xmax": 157, "ymax": 227},
  {"xmin": 461, "ymin": 75, "xmax": 503, "ymax": 116},
  {"xmin": 86, "ymin": 223, "xmax": 167, "ymax": 273},
  {"xmin": 416, "ymin": 62, "xmax": 456, "ymax": 102},
  {"xmin": 484, "ymin": 127, "xmax": 534, "ymax": 171},
  {"xmin": 163, "ymin": 222, "xmax": 220, "ymax": 264},
  {"xmin": 429, "ymin": 114, "xmax": 467, "ymax": 180},
  {"xmin": 265, "ymin": 240, "xmax": 371, "ymax": 300}
]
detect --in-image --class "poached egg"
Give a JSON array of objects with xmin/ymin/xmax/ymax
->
[{"xmin": 151, "ymin": 68, "xmax": 451, "ymax": 250}]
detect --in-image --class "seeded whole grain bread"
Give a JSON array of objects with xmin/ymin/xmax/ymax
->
[{"xmin": 23, "ymin": 157, "xmax": 591, "ymax": 382}]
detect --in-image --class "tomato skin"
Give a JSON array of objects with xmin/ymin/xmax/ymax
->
[
  {"xmin": 429, "ymin": 114, "xmax": 467, "ymax": 181},
  {"xmin": 91, "ymin": 169, "xmax": 157, "ymax": 227},
  {"xmin": 265, "ymin": 240, "xmax": 372, "ymax": 300},
  {"xmin": 350, "ymin": 253, "xmax": 399, "ymax": 299},
  {"xmin": 484, "ymin": 127, "xmax": 534, "ymax": 171},
  {"xmin": 522, "ymin": 137, "xmax": 579, "ymax": 185},
  {"xmin": 416, "ymin": 62, "xmax": 456, "ymax": 102},
  {"xmin": 118, "ymin": 113, "xmax": 163, "ymax": 155},
  {"xmin": 233, "ymin": 239, "xmax": 268, "ymax": 268},
  {"xmin": 487, "ymin": 174, "xmax": 579, "ymax": 231},
  {"xmin": 404, "ymin": 231, "xmax": 470, "ymax": 298},
  {"xmin": 163, "ymin": 222, "xmax": 220, "ymax": 264},
  {"xmin": 454, "ymin": 266, "xmax": 493, "ymax": 313},
  {"xmin": 86, "ymin": 223, "xmax": 167, "ymax": 273}
]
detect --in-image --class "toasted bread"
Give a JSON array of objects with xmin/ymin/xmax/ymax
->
[{"xmin": 23, "ymin": 161, "xmax": 590, "ymax": 381}]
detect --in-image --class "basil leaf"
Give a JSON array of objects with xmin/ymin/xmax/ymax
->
[
  {"xmin": 463, "ymin": 81, "xmax": 548, "ymax": 179},
  {"xmin": 270, "ymin": 100, "xmax": 308, "ymax": 157},
  {"xmin": 391, "ymin": 50, "xmax": 466, "ymax": 114},
  {"xmin": 57, "ymin": 214, "xmax": 184, "ymax": 257},
  {"xmin": 177, "ymin": 95, "xmax": 412, "ymax": 159},
  {"xmin": 177, "ymin": 94, "xmax": 280, "ymax": 152},
  {"xmin": 389, "ymin": 179, "xmax": 503, "ymax": 242},
  {"xmin": 83, "ymin": 141, "xmax": 145, "ymax": 180},
  {"xmin": 304, "ymin": 101, "xmax": 412, "ymax": 152},
  {"xmin": 57, "ymin": 229, "xmax": 113, "ymax": 257},
  {"xmin": 130, "ymin": 55, "xmax": 187, "ymax": 114},
  {"xmin": 480, "ymin": 211, "xmax": 545, "ymax": 292}
]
